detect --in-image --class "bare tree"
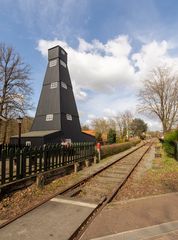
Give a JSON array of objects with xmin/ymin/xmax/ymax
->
[
  {"xmin": 138, "ymin": 65, "xmax": 178, "ymax": 133},
  {"xmin": 91, "ymin": 118, "xmax": 109, "ymax": 135},
  {"xmin": 108, "ymin": 118, "xmax": 117, "ymax": 130},
  {"xmin": 81, "ymin": 124, "xmax": 90, "ymax": 130},
  {"xmin": 0, "ymin": 43, "xmax": 32, "ymax": 143},
  {"xmin": 115, "ymin": 111, "xmax": 133, "ymax": 141}
]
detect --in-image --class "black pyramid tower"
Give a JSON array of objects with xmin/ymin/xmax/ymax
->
[{"xmin": 10, "ymin": 46, "xmax": 95, "ymax": 146}]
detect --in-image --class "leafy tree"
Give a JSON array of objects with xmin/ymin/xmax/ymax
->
[
  {"xmin": 130, "ymin": 118, "xmax": 147, "ymax": 137},
  {"xmin": 138, "ymin": 65, "xmax": 178, "ymax": 133},
  {"xmin": 107, "ymin": 128, "xmax": 116, "ymax": 144},
  {"xmin": 163, "ymin": 130, "xmax": 178, "ymax": 156}
]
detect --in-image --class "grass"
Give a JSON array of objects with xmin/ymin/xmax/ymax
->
[
  {"xmin": 116, "ymin": 144, "xmax": 178, "ymax": 201},
  {"xmin": 148, "ymin": 147, "xmax": 178, "ymax": 177},
  {"xmin": 142, "ymin": 146, "xmax": 178, "ymax": 194}
]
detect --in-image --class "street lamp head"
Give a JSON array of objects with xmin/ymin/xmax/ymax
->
[{"xmin": 17, "ymin": 116, "xmax": 23, "ymax": 124}]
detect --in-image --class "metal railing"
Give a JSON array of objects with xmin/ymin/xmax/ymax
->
[
  {"xmin": 175, "ymin": 142, "xmax": 178, "ymax": 161},
  {"xmin": 0, "ymin": 142, "xmax": 95, "ymax": 188}
]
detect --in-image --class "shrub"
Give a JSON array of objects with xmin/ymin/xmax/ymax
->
[
  {"xmin": 163, "ymin": 130, "xmax": 178, "ymax": 156},
  {"xmin": 95, "ymin": 132, "xmax": 103, "ymax": 143},
  {"xmin": 100, "ymin": 140, "xmax": 141, "ymax": 159},
  {"xmin": 107, "ymin": 128, "xmax": 116, "ymax": 144}
]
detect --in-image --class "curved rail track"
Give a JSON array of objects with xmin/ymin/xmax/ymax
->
[{"xmin": 0, "ymin": 140, "xmax": 154, "ymax": 240}]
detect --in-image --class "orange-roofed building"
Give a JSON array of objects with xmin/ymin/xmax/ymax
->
[
  {"xmin": 82, "ymin": 130, "xmax": 107, "ymax": 143},
  {"xmin": 82, "ymin": 130, "xmax": 96, "ymax": 137}
]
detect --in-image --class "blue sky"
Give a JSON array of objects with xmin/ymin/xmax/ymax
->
[{"xmin": 1, "ymin": 0, "xmax": 178, "ymax": 130}]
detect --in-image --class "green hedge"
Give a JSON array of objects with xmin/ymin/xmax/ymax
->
[
  {"xmin": 163, "ymin": 130, "xmax": 178, "ymax": 156},
  {"xmin": 100, "ymin": 140, "xmax": 141, "ymax": 159}
]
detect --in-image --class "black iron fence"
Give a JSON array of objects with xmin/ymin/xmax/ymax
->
[
  {"xmin": 0, "ymin": 142, "xmax": 95, "ymax": 188},
  {"xmin": 175, "ymin": 142, "xmax": 178, "ymax": 161}
]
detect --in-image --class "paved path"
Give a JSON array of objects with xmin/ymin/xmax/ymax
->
[
  {"xmin": 147, "ymin": 230, "xmax": 178, "ymax": 240},
  {"xmin": 81, "ymin": 192, "xmax": 178, "ymax": 240},
  {"xmin": 0, "ymin": 196, "xmax": 97, "ymax": 240}
]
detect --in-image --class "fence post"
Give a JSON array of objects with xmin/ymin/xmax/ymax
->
[
  {"xmin": 21, "ymin": 148, "xmax": 27, "ymax": 178},
  {"xmin": 1, "ymin": 149, "xmax": 6, "ymax": 185},
  {"xmin": 43, "ymin": 146, "xmax": 48, "ymax": 171},
  {"xmin": 16, "ymin": 148, "xmax": 21, "ymax": 179},
  {"xmin": 175, "ymin": 142, "xmax": 178, "ymax": 161},
  {"xmin": 74, "ymin": 161, "xmax": 79, "ymax": 173},
  {"xmin": 36, "ymin": 173, "xmax": 45, "ymax": 189},
  {"xmin": 39, "ymin": 146, "xmax": 43, "ymax": 172},
  {"xmin": 9, "ymin": 148, "xmax": 14, "ymax": 182},
  {"xmin": 33, "ymin": 147, "xmax": 38, "ymax": 174}
]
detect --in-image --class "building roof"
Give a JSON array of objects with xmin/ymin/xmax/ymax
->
[
  {"xmin": 11, "ymin": 130, "xmax": 59, "ymax": 138},
  {"xmin": 82, "ymin": 130, "xmax": 96, "ymax": 137}
]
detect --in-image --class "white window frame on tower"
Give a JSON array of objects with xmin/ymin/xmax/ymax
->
[
  {"xmin": 46, "ymin": 114, "xmax": 53, "ymax": 121},
  {"xmin": 61, "ymin": 81, "xmax": 67, "ymax": 89},
  {"xmin": 61, "ymin": 49, "xmax": 66, "ymax": 55},
  {"xmin": 60, "ymin": 59, "xmax": 67, "ymax": 68},
  {"xmin": 66, "ymin": 114, "xmax": 72, "ymax": 121},
  {"xmin": 50, "ymin": 82, "xmax": 58, "ymax": 89},
  {"xmin": 49, "ymin": 59, "xmax": 57, "ymax": 67}
]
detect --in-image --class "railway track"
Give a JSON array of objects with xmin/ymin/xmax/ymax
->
[
  {"xmin": 65, "ymin": 141, "xmax": 153, "ymax": 240},
  {"xmin": 0, "ymin": 140, "xmax": 154, "ymax": 240}
]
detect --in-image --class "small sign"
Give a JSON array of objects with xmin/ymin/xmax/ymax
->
[
  {"xmin": 60, "ymin": 60, "xmax": 67, "ymax": 68},
  {"xmin": 66, "ymin": 139, "xmax": 72, "ymax": 144},
  {"xmin": 26, "ymin": 141, "xmax": 31, "ymax": 146},
  {"xmin": 66, "ymin": 114, "xmax": 72, "ymax": 121},
  {"xmin": 61, "ymin": 81, "xmax": 67, "ymax": 89},
  {"xmin": 49, "ymin": 59, "xmax": 57, "ymax": 67},
  {"xmin": 46, "ymin": 114, "xmax": 53, "ymax": 121},
  {"xmin": 50, "ymin": 82, "xmax": 58, "ymax": 89}
]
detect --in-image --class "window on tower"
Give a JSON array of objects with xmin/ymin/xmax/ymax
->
[
  {"xmin": 50, "ymin": 82, "xmax": 58, "ymax": 89},
  {"xmin": 61, "ymin": 81, "xmax": 67, "ymax": 89},
  {"xmin": 60, "ymin": 59, "xmax": 67, "ymax": 68},
  {"xmin": 49, "ymin": 59, "xmax": 57, "ymax": 67},
  {"xmin": 66, "ymin": 114, "xmax": 72, "ymax": 121},
  {"xmin": 46, "ymin": 114, "xmax": 53, "ymax": 121},
  {"xmin": 61, "ymin": 49, "xmax": 66, "ymax": 55}
]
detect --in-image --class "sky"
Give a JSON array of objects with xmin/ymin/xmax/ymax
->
[{"xmin": 1, "ymin": 0, "xmax": 178, "ymax": 131}]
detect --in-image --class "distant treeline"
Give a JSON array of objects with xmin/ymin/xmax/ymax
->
[{"xmin": 0, "ymin": 116, "xmax": 34, "ymax": 144}]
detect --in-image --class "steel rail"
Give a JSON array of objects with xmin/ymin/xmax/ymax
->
[
  {"xmin": 67, "ymin": 141, "xmax": 154, "ymax": 240},
  {"xmin": 0, "ymin": 141, "xmax": 151, "ymax": 230},
  {"xmin": 59, "ymin": 141, "xmax": 149, "ymax": 195}
]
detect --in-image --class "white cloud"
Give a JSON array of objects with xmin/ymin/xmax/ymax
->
[
  {"xmin": 103, "ymin": 108, "xmax": 117, "ymax": 117},
  {"xmin": 37, "ymin": 36, "xmax": 136, "ymax": 96},
  {"xmin": 132, "ymin": 40, "xmax": 169, "ymax": 76},
  {"xmin": 88, "ymin": 114, "xmax": 96, "ymax": 119},
  {"xmin": 37, "ymin": 36, "xmax": 178, "ymax": 130},
  {"xmin": 132, "ymin": 40, "xmax": 178, "ymax": 90}
]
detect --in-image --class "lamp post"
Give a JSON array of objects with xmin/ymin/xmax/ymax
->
[
  {"xmin": 17, "ymin": 116, "xmax": 23, "ymax": 148},
  {"xmin": 0, "ymin": 115, "xmax": 7, "ymax": 122}
]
